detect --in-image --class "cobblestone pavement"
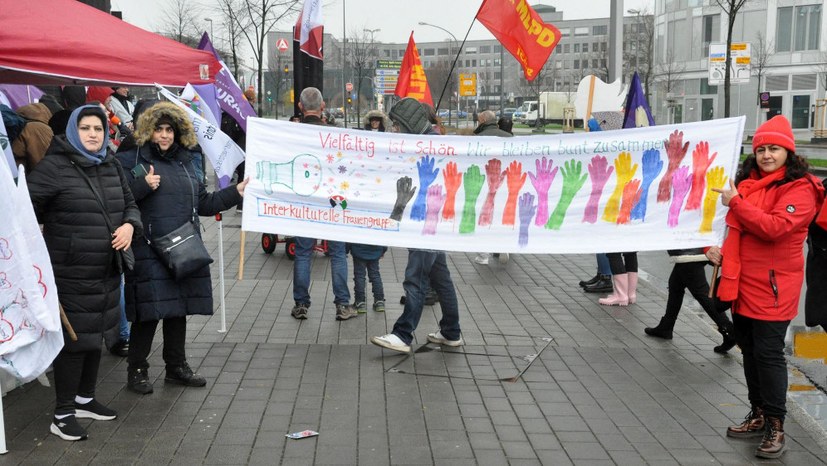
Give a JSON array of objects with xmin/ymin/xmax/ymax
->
[{"xmin": 1, "ymin": 213, "xmax": 825, "ymax": 465}]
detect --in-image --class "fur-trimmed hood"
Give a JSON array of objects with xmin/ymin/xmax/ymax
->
[
  {"xmin": 133, "ymin": 101, "xmax": 197, "ymax": 148},
  {"xmin": 363, "ymin": 109, "xmax": 390, "ymax": 131}
]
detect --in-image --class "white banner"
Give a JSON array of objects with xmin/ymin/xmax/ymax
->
[
  {"xmin": 242, "ymin": 117, "xmax": 745, "ymax": 254},
  {"xmin": 157, "ymin": 85, "xmax": 245, "ymax": 188}
]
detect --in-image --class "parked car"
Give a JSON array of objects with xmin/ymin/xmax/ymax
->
[
  {"xmin": 436, "ymin": 109, "xmax": 468, "ymax": 119},
  {"xmin": 500, "ymin": 107, "xmax": 516, "ymax": 119},
  {"xmin": 332, "ymin": 107, "xmax": 344, "ymax": 118}
]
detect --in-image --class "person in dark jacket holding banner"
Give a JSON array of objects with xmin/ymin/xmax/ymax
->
[
  {"xmin": 117, "ymin": 102, "xmax": 247, "ymax": 395},
  {"xmin": 805, "ymin": 178, "xmax": 827, "ymax": 334},
  {"xmin": 28, "ymin": 104, "xmax": 142, "ymax": 441}
]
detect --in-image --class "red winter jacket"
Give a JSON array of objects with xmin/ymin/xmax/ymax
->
[{"xmin": 727, "ymin": 174, "xmax": 824, "ymax": 321}]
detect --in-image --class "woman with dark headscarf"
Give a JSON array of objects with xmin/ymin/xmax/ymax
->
[
  {"xmin": 116, "ymin": 102, "xmax": 247, "ymax": 395},
  {"xmin": 28, "ymin": 104, "xmax": 142, "ymax": 441}
]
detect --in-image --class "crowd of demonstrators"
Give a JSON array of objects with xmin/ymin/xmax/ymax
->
[
  {"xmin": 116, "ymin": 102, "xmax": 247, "ymax": 395},
  {"xmin": 290, "ymin": 87, "xmax": 358, "ymax": 322},
  {"xmin": 28, "ymin": 105, "xmax": 142, "ymax": 441},
  {"xmin": 709, "ymin": 115, "xmax": 824, "ymax": 458},
  {"xmin": 370, "ymin": 97, "xmax": 463, "ymax": 354}
]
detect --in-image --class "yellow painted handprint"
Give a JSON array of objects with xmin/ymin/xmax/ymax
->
[
  {"xmin": 602, "ymin": 152, "xmax": 639, "ymax": 223},
  {"xmin": 700, "ymin": 166, "xmax": 727, "ymax": 233}
]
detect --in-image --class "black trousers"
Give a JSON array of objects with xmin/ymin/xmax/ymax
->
[
  {"xmin": 127, "ymin": 317, "xmax": 187, "ymax": 370},
  {"xmin": 733, "ymin": 314, "xmax": 790, "ymax": 420},
  {"xmin": 661, "ymin": 262, "xmax": 731, "ymax": 330},
  {"xmin": 607, "ymin": 252, "xmax": 638, "ymax": 274},
  {"xmin": 53, "ymin": 349, "xmax": 101, "ymax": 415}
]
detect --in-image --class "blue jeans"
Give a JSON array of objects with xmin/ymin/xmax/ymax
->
[
  {"xmin": 596, "ymin": 253, "xmax": 612, "ymax": 276},
  {"xmin": 353, "ymin": 258, "xmax": 384, "ymax": 303},
  {"xmin": 119, "ymin": 275, "xmax": 129, "ymax": 342},
  {"xmin": 293, "ymin": 237, "xmax": 350, "ymax": 306},
  {"xmin": 392, "ymin": 250, "xmax": 460, "ymax": 345}
]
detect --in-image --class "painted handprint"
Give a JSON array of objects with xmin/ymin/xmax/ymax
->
[
  {"xmin": 423, "ymin": 185, "xmax": 445, "ymax": 235},
  {"xmin": 390, "ymin": 176, "xmax": 416, "ymax": 221},
  {"xmin": 668, "ymin": 166, "xmax": 692, "ymax": 227},
  {"xmin": 502, "ymin": 161, "xmax": 527, "ymax": 226},
  {"xmin": 518, "ymin": 192, "xmax": 537, "ymax": 248},
  {"xmin": 441, "ymin": 161, "xmax": 462, "ymax": 221},
  {"xmin": 657, "ymin": 130, "xmax": 690, "ymax": 202},
  {"xmin": 479, "ymin": 159, "xmax": 507, "ymax": 227},
  {"xmin": 547, "ymin": 159, "xmax": 588, "ymax": 230},
  {"xmin": 617, "ymin": 179, "xmax": 642, "ymax": 225},
  {"xmin": 410, "ymin": 155, "xmax": 439, "ymax": 221},
  {"xmin": 700, "ymin": 166, "xmax": 727, "ymax": 233},
  {"xmin": 583, "ymin": 155, "xmax": 614, "ymax": 224},
  {"xmin": 685, "ymin": 141, "xmax": 718, "ymax": 211},
  {"xmin": 460, "ymin": 165, "xmax": 485, "ymax": 234},
  {"xmin": 0, "ymin": 272, "xmax": 11, "ymax": 289},
  {"xmin": 602, "ymin": 152, "xmax": 638, "ymax": 223},
  {"xmin": 0, "ymin": 238, "xmax": 12, "ymax": 260},
  {"xmin": 528, "ymin": 157, "xmax": 558, "ymax": 225},
  {"xmin": 630, "ymin": 149, "xmax": 663, "ymax": 221}
]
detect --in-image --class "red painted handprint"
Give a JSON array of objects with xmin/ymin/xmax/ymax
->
[
  {"xmin": 685, "ymin": 141, "xmax": 717, "ymax": 210},
  {"xmin": 656, "ymin": 130, "xmax": 690, "ymax": 203},
  {"xmin": 502, "ymin": 161, "xmax": 527, "ymax": 226},
  {"xmin": 478, "ymin": 159, "xmax": 506, "ymax": 227},
  {"xmin": 617, "ymin": 180, "xmax": 642, "ymax": 225},
  {"xmin": 441, "ymin": 162, "xmax": 462, "ymax": 221}
]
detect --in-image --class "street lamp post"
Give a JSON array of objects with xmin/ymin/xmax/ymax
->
[
  {"xmin": 418, "ymin": 21, "xmax": 457, "ymax": 127},
  {"xmin": 204, "ymin": 18, "xmax": 213, "ymax": 40}
]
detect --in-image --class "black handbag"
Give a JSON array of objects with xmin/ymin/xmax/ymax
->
[
  {"xmin": 146, "ymin": 159, "xmax": 213, "ymax": 280},
  {"xmin": 71, "ymin": 162, "xmax": 135, "ymax": 273}
]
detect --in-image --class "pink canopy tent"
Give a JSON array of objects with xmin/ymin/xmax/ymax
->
[{"xmin": 0, "ymin": 0, "xmax": 221, "ymax": 87}]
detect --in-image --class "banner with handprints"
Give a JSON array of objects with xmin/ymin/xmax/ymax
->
[{"xmin": 242, "ymin": 116, "xmax": 745, "ymax": 254}]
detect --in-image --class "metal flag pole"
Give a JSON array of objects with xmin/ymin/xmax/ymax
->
[{"xmin": 216, "ymin": 212, "xmax": 227, "ymax": 333}]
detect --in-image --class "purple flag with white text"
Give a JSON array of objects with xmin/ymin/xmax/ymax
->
[{"xmin": 197, "ymin": 32, "xmax": 257, "ymax": 132}]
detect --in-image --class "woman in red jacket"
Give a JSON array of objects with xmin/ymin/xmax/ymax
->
[{"xmin": 708, "ymin": 115, "xmax": 824, "ymax": 459}]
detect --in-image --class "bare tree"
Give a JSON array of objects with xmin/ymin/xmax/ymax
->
[
  {"xmin": 157, "ymin": 0, "xmax": 204, "ymax": 47},
  {"xmin": 657, "ymin": 50, "xmax": 685, "ymax": 123},
  {"xmin": 232, "ymin": 0, "xmax": 301, "ymax": 112},
  {"xmin": 714, "ymin": 0, "xmax": 750, "ymax": 117},
  {"xmin": 213, "ymin": 0, "xmax": 248, "ymax": 79},
  {"xmin": 625, "ymin": 9, "xmax": 655, "ymax": 103},
  {"xmin": 752, "ymin": 31, "xmax": 773, "ymax": 92},
  {"xmin": 347, "ymin": 28, "xmax": 378, "ymax": 125}
]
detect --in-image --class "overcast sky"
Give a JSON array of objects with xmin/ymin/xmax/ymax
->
[{"xmin": 113, "ymin": 0, "xmax": 655, "ymax": 47}]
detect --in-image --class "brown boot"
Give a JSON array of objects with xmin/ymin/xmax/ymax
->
[
  {"xmin": 755, "ymin": 416, "xmax": 785, "ymax": 459},
  {"xmin": 726, "ymin": 406, "xmax": 765, "ymax": 438}
]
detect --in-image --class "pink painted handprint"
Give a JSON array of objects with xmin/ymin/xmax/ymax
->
[
  {"xmin": 685, "ymin": 141, "xmax": 717, "ymax": 211},
  {"xmin": 423, "ymin": 185, "xmax": 445, "ymax": 235},
  {"xmin": 583, "ymin": 155, "xmax": 614, "ymax": 224},
  {"xmin": 668, "ymin": 166, "xmax": 692, "ymax": 227},
  {"xmin": 657, "ymin": 130, "xmax": 690, "ymax": 203},
  {"xmin": 528, "ymin": 157, "xmax": 558, "ymax": 226}
]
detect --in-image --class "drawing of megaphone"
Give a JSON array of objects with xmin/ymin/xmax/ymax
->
[{"xmin": 256, "ymin": 154, "xmax": 322, "ymax": 196}]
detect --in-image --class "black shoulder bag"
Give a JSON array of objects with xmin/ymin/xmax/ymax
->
[
  {"xmin": 71, "ymin": 162, "xmax": 135, "ymax": 273},
  {"xmin": 146, "ymin": 158, "xmax": 213, "ymax": 281}
]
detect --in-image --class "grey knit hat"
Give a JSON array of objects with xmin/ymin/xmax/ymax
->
[{"xmin": 388, "ymin": 98, "xmax": 431, "ymax": 135}]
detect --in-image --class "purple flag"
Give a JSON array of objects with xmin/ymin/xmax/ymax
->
[
  {"xmin": 0, "ymin": 85, "xmax": 45, "ymax": 109},
  {"xmin": 192, "ymin": 84, "xmax": 222, "ymax": 127},
  {"xmin": 198, "ymin": 32, "xmax": 256, "ymax": 132},
  {"xmin": 622, "ymin": 72, "xmax": 655, "ymax": 129}
]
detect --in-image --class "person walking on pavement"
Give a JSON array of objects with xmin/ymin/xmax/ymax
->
[
  {"xmin": 371, "ymin": 98, "xmax": 462, "ymax": 354},
  {"xmin": 711, "ymin": 115, "xmax": 824, "ymax": 459},
  {"xmin": 643, "ymin": 248, "xmax": 736, "ymax": 353},
  {"xmin": 117, "ymin": 102, "xmax": 248, "ymax": 395},
  {"xmin": 472, "ymin": 110, "xmax": 512, "ymax": 266},
  {"xmin": 28, "ymin": 104, "xmax": 142, "ymax": 441},
  {"xmin": 290, "ymin": 87, "xmax": 358, "ymax": 322}
]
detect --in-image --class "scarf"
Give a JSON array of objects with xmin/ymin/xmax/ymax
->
[
  {"xmin": 65, "ymin": 105, "xmax": 109, "ymax": 165},
  {"xmin": 717, "ymin": 167, "xmax": 787, "ymax": 301}
]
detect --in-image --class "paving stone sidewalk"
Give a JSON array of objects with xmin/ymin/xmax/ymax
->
[{"xmin": 1, "ymin": 214, "xmax": 826, "ymax": 465}]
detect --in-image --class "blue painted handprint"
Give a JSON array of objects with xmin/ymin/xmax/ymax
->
[
  {"xmin": 630, "ymin": 149, "xmax": 663, "ymax": 221},
  {"xmin": 410, "ymin": 155, "xmax": 440, "ymax": 221}
]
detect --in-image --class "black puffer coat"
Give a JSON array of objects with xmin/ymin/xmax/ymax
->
[
  {"xmin": 116, "ymin": 102, "xmax": 241, "ymax": 323},
  {"xmin": 27, "ymin": 136, "xmax": 142, "ymax": 352},
  {"xmin": 805, "ymin": 178, "xmax": 827, "ymax": 328}
]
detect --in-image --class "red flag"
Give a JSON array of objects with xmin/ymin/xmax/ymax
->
[
  {"xmin": 294, "ymin": 0, "xmax": 323, "ymax": 59},
  {"xmin": 476, "ymin": 0, "xmax": 561, "ymax": 81},
  {"xmin": 394, "ymin": 33, "xmax": 433, "ymax": 106}
]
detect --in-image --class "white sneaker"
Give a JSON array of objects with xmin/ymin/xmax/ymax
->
[
  {"xmin": 474, "ymin": 253, "xmax": 489, "ymax": 265},
  {"xmin": 427, "ymin": 330, "xmax": 464, "ymax": 347},
  {"xmin": 498, "ymin": 253, "xmax": 510, "ymax": 264},
  {"xmin": 370, "ymin": 333, "xmax": 411, "ymax": 353}
]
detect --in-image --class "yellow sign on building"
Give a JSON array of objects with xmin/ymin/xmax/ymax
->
[{"xmin": 459, "ymin": 73, "xmax": 477, "ymax": 97}]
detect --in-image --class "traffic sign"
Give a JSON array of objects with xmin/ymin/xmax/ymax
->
[
  {"xmin": 346, "ymin": 82, "xmax": 353, "ymax": 92},
  {"xmin": 709, "ymin": 42, "xmax": 750, "ymax": 85},
  {"xmin": 276, "ymin": 38, "xmax": 289, "ymax": 52},
  {"xmin": 459, "ymin": 73, "xmax": 477, "ymax": 97}
]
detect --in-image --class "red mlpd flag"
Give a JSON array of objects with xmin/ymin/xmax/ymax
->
[
  {"xmin": 476, "ymin": 0, "xmax": 561, "ymax": 81},
  {"xmin": 394, "ymin": 33, "xmax": 434, "ymax": 106}
]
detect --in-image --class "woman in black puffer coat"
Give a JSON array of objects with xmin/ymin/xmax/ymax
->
[
  {"xmin": 28, "ymin": 105, "xmax": 142, "ymax": 441},
  {"xmin": 116, "ymin": 102, "xmax": 247, "ymax": 394}
]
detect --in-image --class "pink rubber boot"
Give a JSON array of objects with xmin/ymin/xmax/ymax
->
[
  {"xmin": 599, "ymin": 273, "xmax": 629, "ymax": 306},
  {"xmin": 627, "ymin": 272, "xmax": 638, "ymax": 304}
]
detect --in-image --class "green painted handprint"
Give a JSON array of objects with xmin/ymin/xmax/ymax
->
[
  {"xmin": 546, "ymin": 159, "xmax": 588, "ymax": 230},
  {"xmin": 460, "ymin": 165, "xmax": 485, "ymax": 234}
]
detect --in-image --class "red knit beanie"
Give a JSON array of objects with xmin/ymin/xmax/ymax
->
[
  {"xmin": 753, "ymin": 115, "xmax": 795, "ymax": 154},
  {"xmin": 86, "ymin": 86, "xmax": 113, "ymax": 104}
]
